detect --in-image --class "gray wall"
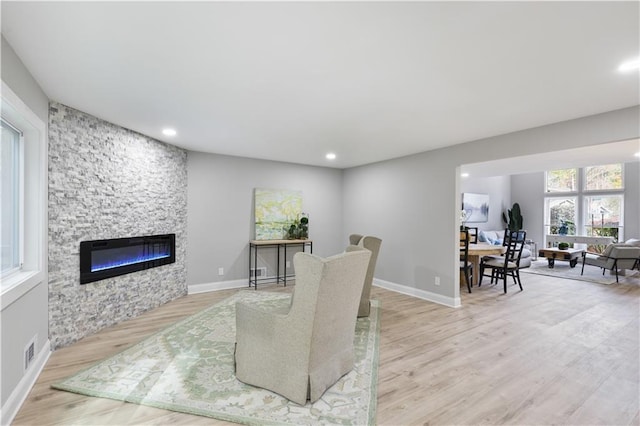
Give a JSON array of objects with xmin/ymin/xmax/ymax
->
[
  {"xmin": 343, "ymin": 106, "xmax": 640, "ymax": 304},
  {"xmin": 0, "ymin": 35, "xmax": 49, "ymax": 409},
  {"xmin": 1, "ymin": 36, "xmax": 49, "ymax": 123},
  {"xmin": 48, "ymin": 103, "xmax": 188, "ymax": 349},
  {"xmin": 187, "ymin": 152, "xmax": 343, "ymax": 286},
  {"xmin": 511, "ymin": 172, "xmax": 545, "ymax": 245}
]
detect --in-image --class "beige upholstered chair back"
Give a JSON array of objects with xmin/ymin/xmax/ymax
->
[
  {"xmin": 235, "ymin": 248, "xmax": 371, "ymax": 405},
  {"xmin": 604, "ymin": 246, "xmax": 640, "ymax": 269},
  {"xmin": 349, "ymin": 234, "xmax": 364, "ymax": 245},
  {"xmin": 349, "ymin": 234, "xmax": 382, "ymax": 317}
]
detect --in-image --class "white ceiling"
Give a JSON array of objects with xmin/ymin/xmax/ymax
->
[{"xmin": 2, "ymin": 1, "xmax": 639, "ymax": 168}]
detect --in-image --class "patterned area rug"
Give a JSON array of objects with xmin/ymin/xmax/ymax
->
[
  {"xmin": 53, "ymin": 291, "xmax": 380, "ymax": 425},
  {"xmin": 521, "ymin": 259, "xmax": 640, "ymax": 285}
]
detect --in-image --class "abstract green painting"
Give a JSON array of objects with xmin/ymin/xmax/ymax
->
[{"xmin": 254, "ymin": 188, "xmax": 302, "ymax": 240}]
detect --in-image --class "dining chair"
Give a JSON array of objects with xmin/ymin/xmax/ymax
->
[
  {"xmin": 466, "ymin": 227, "xmax": 479, "ymax": 244},
  {"xmin": 479, "ymin": 230, "xmax": 526, "ymax": 293},
  {"xmin": 460, "ymin": 229, "xmax": 473, "ymax": 293}
]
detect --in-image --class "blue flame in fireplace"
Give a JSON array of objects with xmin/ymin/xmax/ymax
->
[
  {"xmin": 91, "ymin": 253, "xmax": 171, "ymax": 272},
  {"xmin": 91, "ymin": 243, "xmax": 171, "ymax": 273}
]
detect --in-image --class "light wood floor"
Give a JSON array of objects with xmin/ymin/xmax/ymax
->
[{"xmin": 13, "ymin": 273, "xmax": 640, "ymax": 425}]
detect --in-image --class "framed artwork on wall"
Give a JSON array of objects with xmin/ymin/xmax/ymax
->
[
  {"xmin": 254, "ymin": 188, "xmax": 302, "ymax": 240},
  {"xmin": 462, "ymin": 193, "xmax": 489, "ymax": 223}
]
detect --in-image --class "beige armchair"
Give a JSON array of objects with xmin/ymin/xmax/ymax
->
[
  {"xmin": 581, "ymin": 245, "xmax": 640, "ymax": 283},
  {"xmin": 234, "ymin": 248, "xmax": 371, "ymax": 405},
  {"xmin": 348, "ymin": 234, "xmax": 382, "ymax": 317}
]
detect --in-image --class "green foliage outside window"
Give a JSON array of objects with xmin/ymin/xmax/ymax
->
[
  {"xmin": 546, "ymin": 168, "xmax": 577, "ymax": 192},
  {"xmin": 584, "ymin": 164, "xmax": 623, "ymax": 191}
]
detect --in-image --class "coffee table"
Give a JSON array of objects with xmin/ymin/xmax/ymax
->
[{"xmin": 538, "ymin": 247, "xmax": 585, "ymax": 268}]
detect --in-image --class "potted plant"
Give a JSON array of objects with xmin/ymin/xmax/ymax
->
[
  {"xmin": 558, "ymin": 242, "xmax": 570, "ymax": 250},
  {"xmin": 502, "ymin": 202, "xmax": 523, "ymax": 231}
]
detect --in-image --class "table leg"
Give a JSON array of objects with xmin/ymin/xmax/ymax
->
[
  {"xmin": 283, "ymin": 244, "xmax": 287, "ymax": 286},
  {"xmin": 547, "ymin": 257, "xmax": 555, "ymax": 268},
  {"xmin": 253, "ymin": 244, "xmax": 258, "ymax": 289}
]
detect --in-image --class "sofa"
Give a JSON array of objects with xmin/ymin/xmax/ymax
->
[{"xmin": 478, "ymin": 229, "xmax": 532, "ymax": 268}]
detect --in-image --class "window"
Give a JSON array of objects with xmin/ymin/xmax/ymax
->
[
  {"xmin": 584, "ymin": 163, "xmax": 623, "ymax": 191},
  {"xmin": 545, "ymin": 197, "xmax": 577, "ymax": 235},
  {"xmin": 1, "ymin": 80, "xmax": 46, "ymax": 305},
  {"xmin": 546, "ymin": 168, "xmax": 577, "ymax": 192},
  {"xmin": 544, "ymin": 164, "xmax": 625, "ymax": 248},
  {"xmin": 1, "ymin": 119, "xmax": 22, "ymax": 276},
  {"xmin": 584, "ymin": 195, "xmax": 623, "ymax": 241}
]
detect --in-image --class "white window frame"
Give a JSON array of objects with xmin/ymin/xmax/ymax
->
[
  {"xmin": 1, "ymin": 118, "xmax": 25, "ymax": 278},
  {"xmin": 543, "ymin": 164, "xmax": 626, "ymax": 246},
  {"xmin": 545, "ymin": 168, "xmax": 579, "ymax": 193},
  {"xmin": 582, "ymin": 193, "xmax": 625, "ymax": 242},
  {"xmin": 543, "ymin": 196, "xmax": 578, "ymax": 236},
  {"xmin": 1, "ymin": 81, "xmax": 47, "ymax": 310},
  {"xmin": 583, "ymin": 163, "xmax": 625, "ymax": 192}
]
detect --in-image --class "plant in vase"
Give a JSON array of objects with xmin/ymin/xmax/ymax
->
[
  {"xmin": 299, "ymin": 214, "xmax": 309, "ymax": 239},
  {"xmin": 284, "ymin": 213, "xmax": 309, "ymax": 240},
  {"xmin": 460, "ymin": 210, "xmax": 468, "ymax": 230},
  {"xmin": 558, "ymin": 220, "xmax": 574, "ymax": 236},
  {"xmin": 502, "ymin": 202, "xmax": 523, "ymax": 231}
]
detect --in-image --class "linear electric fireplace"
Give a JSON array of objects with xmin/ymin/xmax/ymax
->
[{"xmin": 80, "ymin": 234, "xmax": 175, "ymax": 284}]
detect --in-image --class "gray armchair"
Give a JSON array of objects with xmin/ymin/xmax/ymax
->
[
  {"xmin": 348, "ymin": 234, "xmax": 382, "ymax": 317},
  {"xmin": 234, "ymin": 248, "xmax": 371, "ymax": 405},
  {"xmin": 581, "ymin": 245, "xmax": 640, "ymax": 283}
]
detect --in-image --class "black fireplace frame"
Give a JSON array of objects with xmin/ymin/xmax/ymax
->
[{"xmin": 80, "ymin": 234, "xmax": 175, "ymax": 284}]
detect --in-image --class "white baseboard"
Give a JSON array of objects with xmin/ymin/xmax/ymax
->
[
  {"xmin": 373, "ymin": 278, "xmax": 461, "ymax": 308},
  {"xmin": 188, "ymin": 279, "xmax": 249, "ymax": 295},
  {"xmin": 1, "ymin": 339, "xmax": 51, "ymax": 426}
]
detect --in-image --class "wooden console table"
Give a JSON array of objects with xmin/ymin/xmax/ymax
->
[{"xmin": 248, "ymin": 239, "xmax": 313, "ymax": 289}]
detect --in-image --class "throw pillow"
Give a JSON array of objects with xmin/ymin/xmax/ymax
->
[
  {"xmin": 479, "ymin": 231, "xmax": 489, "ymax": 243},
  {"xmin": 624, "ymin": 238, "xmax": 640, "ymax": 247}
]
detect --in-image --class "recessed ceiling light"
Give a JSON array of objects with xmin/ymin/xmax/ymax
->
[
  {"xmin": 325, "ymin": 152, "xmax": 336, "ymax": 160},
  {"xmin": 634, "ymin": 152, "xmax": 640, "ymax": 157},
  {"xmin": 618, "ymin": 58, "xmax": 640, "ymax": 72},
  {"xmin": 461, "ymin": 173, "xmax": 469, "ymax": 178},
  {"xmin": 162, "ymin": 128, "xmax": 177, "ymax": 137}
]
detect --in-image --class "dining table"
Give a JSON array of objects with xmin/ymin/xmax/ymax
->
[{"xmin": 466, "ymin": 243, "xmax": 506, "ymax": 286}]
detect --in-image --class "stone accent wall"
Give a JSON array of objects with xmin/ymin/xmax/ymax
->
[{"xmin": 48, "ymin": 102, "xmax": 187, "ymax": 349}]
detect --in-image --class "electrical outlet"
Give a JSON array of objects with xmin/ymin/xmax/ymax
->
[
  {"xmin": 286, "ymin": 261, "xmax": 291, "ymax": 268},
  {"xmin": 435, "ymin": 276, "xmax": 441, "ymax": 286},
  {"xmin": 218, "ymin": 267, "xmax": 224, "ymax": 276}
]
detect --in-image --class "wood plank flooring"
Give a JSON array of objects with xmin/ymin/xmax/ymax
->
[{"xmin": 12, "ymin": 273, "xmax": 640, "ymax": 425}]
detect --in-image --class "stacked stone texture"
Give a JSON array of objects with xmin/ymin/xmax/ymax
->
[{"xmin": 48, "ymin": 102, "xmax": 187, "ymax": 349}]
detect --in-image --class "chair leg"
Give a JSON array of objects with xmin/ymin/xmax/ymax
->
[
  {"xmin": 516, "ymin": 270, "xmax": 523, "ymax": 291},
  {"xmin": 479, "ymin": 265, "xmax": 484, "ymax": 286},
  {"xmin": 462, "ymin": 267, "xmax": 472, "ymax": 293},
  {"xmin": 503, "ymin": 269, "xmax": 508, "ymax": 293}
]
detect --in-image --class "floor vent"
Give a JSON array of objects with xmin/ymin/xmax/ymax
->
[
  {"xmin": 24, "ymin": 337, "xmax": 36, "ymax": 371},
  {"xmin": 251, "ymin": 267, "xmax": 267, "ymax": 278}
]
